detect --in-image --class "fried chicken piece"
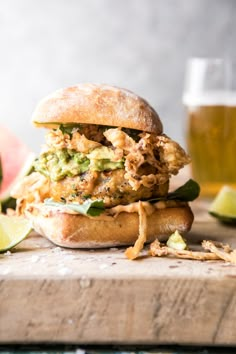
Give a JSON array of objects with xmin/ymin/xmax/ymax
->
[
  {"xmin": 105, "ymin": 129, "xmax": 190, "ymax": 190},
  {"xmin": 156, "ymin": 135, "xmax": 191, "ymax": 175},
  {"xmin": 50, "ymin": 169, "xmax": 169, "ymax": 207},
  {"xmin": 42, "ymin": 127, "xmax": 190, "ymax": 193},
  {"xmin": 104, "ymin": 128, "xmax": 136, "ymax": 152}
]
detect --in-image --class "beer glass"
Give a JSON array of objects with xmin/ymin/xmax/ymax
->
[{"xmin": 183, "ymin": 58, "xmax": 236, "ymax": 197}]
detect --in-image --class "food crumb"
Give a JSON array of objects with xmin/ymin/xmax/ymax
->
[
  {"xmin": 80, "ymin": 275, "xmax": 91, "ymax": 288},
  {"xmin": 99, "ymin": 263, "xmax": 109, "ymax": 270},
  {"xmin": 1, "ymin": 267, "xmax": 11, "ymax": 275},
  {"xmin": 109, "ymin": 247, "xmax": 119, "ymax": 251},
  {"xmin": 53, "ymin": 247, "xmax": 63, "ymax": 253},
  {"xmin": 30, "ymin": 255, "xmax": 40, "ymax": 263},
  {"xmin": 58, "ymin": 267, "xmax": 71, "ymax": 275},
  {"xmin": 65, "ymin": 254, "xmax": 77, "ymax": 260},
  {"xmin": 4, "ymin": 251, "xmax": 12, "ymax": 256}
]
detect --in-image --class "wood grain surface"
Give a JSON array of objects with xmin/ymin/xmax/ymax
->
[{"xmin": 0, "ymin": 199, "xmax": 236, "ymax": 346}]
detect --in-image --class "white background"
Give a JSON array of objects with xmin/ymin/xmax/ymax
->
[{"xmin": 0, "ymin": 0, "xmax": 235, "ymax": 153}]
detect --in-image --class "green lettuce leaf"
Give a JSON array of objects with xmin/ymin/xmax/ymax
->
[
  {"xmin": 59, "ymin": 124, "xmax": 82, "ymax": 138},
  {"xmin": 167, "ymin": 179, "xmax": 200, "ymax": 202},
  {"xmin": 148, "ymin": 179, "xmax": 200, "ymax": 203},
  {"xmin": 44, "ymin": 198, "xmax": 105, "ymax": 216}
]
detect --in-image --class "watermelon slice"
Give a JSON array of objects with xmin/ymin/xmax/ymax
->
[
  {"xmin": 0, "ymin": 156, "xmax": 2, "ymax": 188},
  {"xmin": 0, "ymin": 124, "xmax": 35, "ymax": 203}
]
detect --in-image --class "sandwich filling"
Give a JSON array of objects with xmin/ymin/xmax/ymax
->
[
  {"xmin": 13, "ymin": 124, "xmax": 190, "ymax": 213},
  {"xmin": 11, "ymin": 123, "xmax": 195, "ymax": 259}
]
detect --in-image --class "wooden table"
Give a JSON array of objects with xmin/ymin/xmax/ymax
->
[{"xmin": 0, "ymin": 199, "xmax": 236, "ymax": 346}]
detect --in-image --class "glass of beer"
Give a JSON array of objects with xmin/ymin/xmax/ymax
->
[{"xmin": 183, "ymin": 58, "xmax": 236, "ymax": 197}]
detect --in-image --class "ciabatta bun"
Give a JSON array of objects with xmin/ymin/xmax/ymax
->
[
  {"xmin": 32, "ymin": 84, "xmax": 163, "ymax": 134},
  {"xmin": 25, "ymin": 204, "xmax": 193, "ymax": 248}
]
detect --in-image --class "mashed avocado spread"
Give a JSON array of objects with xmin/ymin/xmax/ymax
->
[{"xmin": 34, "ymin": 147, "xmax": 124, "ymax": 181}]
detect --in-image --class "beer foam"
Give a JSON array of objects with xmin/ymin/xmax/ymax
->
[
  {"xmin": 227, "ymin": 92, "xmax": 236, "ymax": 106},
  {"xmin": 183, "ymin": 91, "xmax": 236, "ymax": 107}
]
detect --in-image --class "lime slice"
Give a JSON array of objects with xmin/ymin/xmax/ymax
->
[
  {"xmin": 0, "ymin": 214, "xmax": 32, "ymax": 252},
  {"xmin": 209, "ymin": 186, "xmax": 236, "ymax": 224}
]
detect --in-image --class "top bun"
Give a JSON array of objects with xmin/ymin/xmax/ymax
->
[{"xmin": 32, "ymin": 83, "xmax": 163, "ymax": 134}]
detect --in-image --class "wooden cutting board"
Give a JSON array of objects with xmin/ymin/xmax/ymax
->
[{"xmin": 0, "ymin": 199, "xmax": 236, "ymax": 346}]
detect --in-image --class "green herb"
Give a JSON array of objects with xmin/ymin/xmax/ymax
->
[
  {"xmin": 58, "ymin": 123, "xmax": 142, "ymax": 142},
  {"xmin": 1, "ymin": 197, "xmax": 16, "ymax": 213},
  {"xmin": 99, "ymin": 125, "xmax": 114, "ymax": 132},
  {"xmin": 83, "ymin": 194, "xmax": 92, "ymax": 199},
  {"xmin": 59, "ymin": 124, "xmax": 82, "ymax": 138},
  {"xmin": 148, "ymin": 179, "xmax": 200, "ymax": 203},
  {"xmin": 44, "ymin": 198, "xmax": 105, "ymax": 216},
  {"xmin": 122, "ymin": 128, "xmax": 142, "ymax": 142},
  {"xmin": 167, "ymin": 179, "xmax": 200, "ymax": 202}
]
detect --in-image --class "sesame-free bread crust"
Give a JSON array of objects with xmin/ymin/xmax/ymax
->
[
  {"xmin": 32, "ymin": 83, "xmax": 163, "ymax": 134},
  {"xmin": 26, "ymin": 205, "xmax": 193, "ymax": 248}
]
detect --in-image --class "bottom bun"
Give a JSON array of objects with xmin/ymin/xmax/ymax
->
[{"xmin": 26, "ymin": 204, "xmax": 194, "ymax": 248}]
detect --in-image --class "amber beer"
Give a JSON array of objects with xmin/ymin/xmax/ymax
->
[{"xmin": 185, "ymin": 95, "xmax": 236, "ymax": 197}]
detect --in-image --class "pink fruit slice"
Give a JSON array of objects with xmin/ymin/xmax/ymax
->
[{"xmin": 0, "ymin": 124, "xmax": 35, "ymax": 202}]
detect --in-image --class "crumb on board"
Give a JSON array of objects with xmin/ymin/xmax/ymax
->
[{"xmin": 149, "ymin": 238, "xmax": 236, "ymax": 265}]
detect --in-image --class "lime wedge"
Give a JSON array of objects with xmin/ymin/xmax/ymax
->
[
  {"xmin": 209, "ymin": 186, "xmax": 236, "ymax": 224},
  {"xmin": 0, "ymin": 214, "xmax": 32, "ymax": 252}
]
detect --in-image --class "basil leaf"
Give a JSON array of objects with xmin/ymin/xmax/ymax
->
[
  {"xmin": 1, "ymin": 197, "xmax": 16, "ymax": 213},
  {"xmin": 167, "ymin": 179, "xmax": 200, "ymax": 201},
  {"xmin": 148, "ymin": 179, "xmax": 200, "ymax": 203},
  {"xmin": 44, "ymin": 198, "xmax": 105, "ymax": 216}
]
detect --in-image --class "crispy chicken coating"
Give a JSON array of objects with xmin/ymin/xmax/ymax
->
[
  {"xmin": 104, "ymin": 129, "xmax": 190, "ymax": 190},
  {"xmin": 49, "ymin": 169, "xmax": 169, "ymax": 207},
  {"xmin": 13, "ymin": 125, "xmax": 190, "ymax": 210}
]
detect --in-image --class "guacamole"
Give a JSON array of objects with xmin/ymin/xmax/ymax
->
[{"xmin": 34, "ymin": 147, "xmax": 124, "ymax": 181}]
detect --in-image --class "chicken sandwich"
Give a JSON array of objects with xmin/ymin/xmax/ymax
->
[{"xmin": 12, "ymin": 84, "xmax": 198, "ymax": 258}]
